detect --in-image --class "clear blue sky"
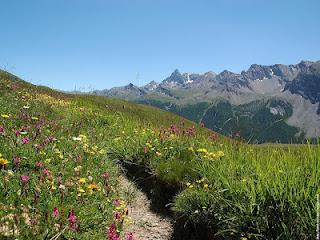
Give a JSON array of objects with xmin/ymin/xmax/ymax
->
[{"xmin": 0, "ymin": 0, "xmax": 319, "ymax": 91}]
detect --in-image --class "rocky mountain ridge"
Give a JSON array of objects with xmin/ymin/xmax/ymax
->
[{"xmin": 92, "ymin": 60, "xmax": 320, "ymax": 143}]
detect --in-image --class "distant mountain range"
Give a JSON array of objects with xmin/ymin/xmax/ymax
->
[{"xmin": 92, "ymin": 60, "xmax": 320, "ymax": 143}]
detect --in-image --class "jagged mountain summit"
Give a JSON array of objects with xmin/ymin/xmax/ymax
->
[{"xmin": 92, "ymin": 60, "xmax": 320, "ymax": 143}]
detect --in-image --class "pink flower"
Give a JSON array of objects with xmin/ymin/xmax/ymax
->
[
  {"xmin": 15, "ymin": 130, "xmax": 21, "ymax": 137},
  {"xmin": 52, "ymin": 207, "xmax": 59, "ymax": 218},
  {"xmin": 68, "ymin": 209, "xmax": 78, "ymax": 231},
  {"xmin": 125, "ymin": 232, "xmax": 134, "ymax": 240},
  {"xmin": 101, "ymin": 172, "xmax": 109, "ymax": 179},
  {"xmin": 0, "ymin": 126, "xmax": 4, "ymax": 134},
  {"xmin": 106, "ymin": 224, "xmax": 120, "ymax": 240},
  {"xmin": 144, "ymin": 146, "xmax": 149, "ymax": 154},
  {"xmin": 113, "ymin": 199, "xmax": 121, "ymax": 207},
  {"xmin": 35, "ymin": 161, "xmax": 43, "ymax": 168},
  {"xmin": 42, "ymin": 168, "xmax": 51, "ymax": 176},
  {"xmin": 21, "ymin": 137, "xmax": 30, "ymax": 145},
  {"xmin": 20, "ymin": 175, "xmax": 30, "ymax": 183},
  {"xmin": 113, "ymin": 211, "xmax": 122, "ymax": 220}
]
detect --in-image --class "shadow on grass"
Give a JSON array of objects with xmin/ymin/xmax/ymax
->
[{"xmin": 119, "ymin": 160, "xmax": 214, "ymax": 240}]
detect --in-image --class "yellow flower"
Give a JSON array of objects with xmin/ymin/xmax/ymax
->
[
  {"xmin": 79, "ymin": 178, "xmax": 86, "ymax": 184},
  {"xmin": 87, "ymin": 183, "xmax": 98, "ymax": 191},
  {"xmin": 0, "ymin": 158, "xmax": 9, "ymax": 166},
  {"xmin": 99, "ymin": 149, "xmax": 106, "ymax": 154},
  {"xmin": 216, "ymin": 151, "xmax": 225, "ymax": 157},
  {"xmin": 31, "ymin": 117, "xmax": 39, "ymax": 120},
  {"xmin": 79, "ymin": 188, "xmax": 85, "ymax": 193},
  {"xmin": 44, "ymin": 158, "xmax": 51, "ymax": 164},
  {"xmin": 197, "ymin": 148, "xmax": 208, "ymax": 153},
  {"xmin": 1, "ymin": 114, "xmax": 9, "ymax": 119},
  {"xmin": 203, "ymin": 184, "xmax": 209, "ymax": 188}
]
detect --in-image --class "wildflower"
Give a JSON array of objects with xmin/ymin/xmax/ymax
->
[
  {"xmin": 44, "ymin": 158, "xmax": 51, "ymax": 164},
  {"xmin": 31, "ymin": 117, "xmax": 39, "ymax": 121},
  {"xmin": 74, "ymin": 165, "xmax": 82, "ymax": 172},
  {"xmin": 20, "ymin": 175, "xmax": 30, "ymax": 183},
  {"xmin": 203, "ymin": 184, "xmax": 209, "ymax": 188},
  {"xmin": 35, "ymin": 161, "xmax": 43, "ymax": 168},
  {"xmin": 101, "ymin": 172, "xmax": 109, "ymax": 179},
  {"xmin": 216, "ymin": 151, "xmax": 225, "ymax": 157},
  {"xmin": 155, "ymin": 151, "xmax": 162, "ymax": 157},
  {"xmin": 106, "ymin": 224, "xmax": 120, "ymax": 240},
  {"xmin": 72, "ymin": 136, "xmax": 82, "ymax": 141},
  {"xmin": 50, "ymin": 181, "xmax": 56, "ymax": 190},
  {"xmin": 42, "ymin": 168, "xmax": 51, "ymax": 176},
  {"xmin": 87, "ymin": 183, "xmax": 98, "ymax": 191},
  {"xmin": 0, "ymin": 126, "xmax": 4, "ymax": 134},
  {"xmin": 67, "ymin": 209, "xmax": 78, "ymax": 230},
  {"xmin": 21, "ymin": 137, "xmax": 30, "ymax": 145},
  {"xmin": 113, "ymin": 211, "xmax": 122, "ymax": 220},
  {"xmin": 1, "ymin": 114, "xmax": 9, "ymax": 119},
  {"xmin": 125, "ymin": 232, "xmax": 135, "ymax": 240},
  {"xmin": 52, "ymin": 207, "xmax": 59, "ymax": 218},
  {"xmin": 144, "ymin": 146, "xmax": 149, "ymax": 154},
  {"xmin": 23, "ymin": 105, "xmax": 30, "ymax": 109},
  {"xmin": 78, "ymin": 188, "xmax": 85, "ymax": 193},
  {"xmin": 99, "ymin": 149, "xmax": 106, "ymax": 154},
  {"xmin": 197, "ymin": 148, "xmax": 208, "ymax": 154},
  {"xmin": 79, "ymin": 178, "xmax": 86, "ymax": 183},
  {"xmin": 0, "ymin": 158, "xmax": 9, "ymax": 167}
]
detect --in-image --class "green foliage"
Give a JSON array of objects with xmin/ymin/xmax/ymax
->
[
  {"xmin": 202, "ymin": 99, "xmax": 302, "ymax": 143},
  {"xmin": 1, "ymin": 71, "xmax": 319, "ymax": 239}
]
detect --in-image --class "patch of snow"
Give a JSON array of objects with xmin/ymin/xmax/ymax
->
[{"xmin": 185, "ymin": 73, "xmax": 193, "ymax": 84}]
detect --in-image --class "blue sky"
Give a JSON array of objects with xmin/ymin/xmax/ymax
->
[{"xmin": 0, "ymin": 0, "xmax": 319, "ymax": 91}]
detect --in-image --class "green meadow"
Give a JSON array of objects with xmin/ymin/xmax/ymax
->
[{"xmin": 0, "ymin": 71, "xmax": 319, "ymax": 239}]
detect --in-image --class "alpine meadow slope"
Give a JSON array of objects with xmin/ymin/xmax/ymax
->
[
  {"xmin": 0, "ymin": 70, "xmax": 319, "ymax": 240},
  {"xmin": 93, "ymin": 60, "xmax": 320, "ymax": 144}
]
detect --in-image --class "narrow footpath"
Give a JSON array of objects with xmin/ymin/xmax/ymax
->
[{"xmin": 120, "ymin": 176, "xmax": 174, "ymax": 240}]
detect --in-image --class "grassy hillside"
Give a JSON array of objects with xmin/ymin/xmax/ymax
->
[{"xmin": 0, "ymin": 70, "xmax": 319, "ymax": 239}]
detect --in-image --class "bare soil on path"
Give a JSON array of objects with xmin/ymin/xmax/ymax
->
[{"xmin": 120, "ymin": 176, "xmax": 174, "ymax": 240}]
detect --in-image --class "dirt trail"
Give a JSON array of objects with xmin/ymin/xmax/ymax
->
[{"xmin": 120, "ymin": 176, "xmax": 174, "ymax": 240}]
